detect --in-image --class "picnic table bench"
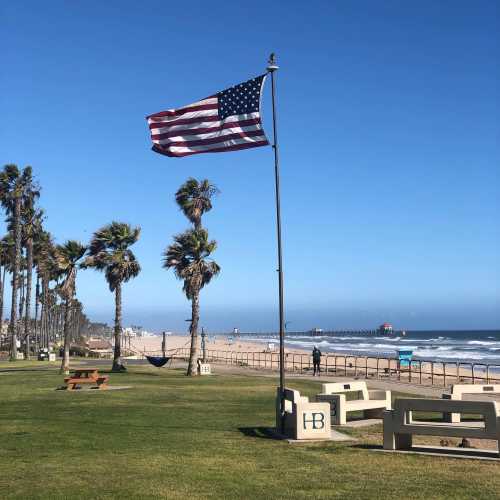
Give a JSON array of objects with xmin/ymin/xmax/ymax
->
[
  {"xmin": 383, "ymin": 398, "xmax": 500, "ymax": 456},
  {"xmin": 316, "ymin": 381, "xmax": 391, "ymax": 425},
  {"xmin": 64, "ymin": 368, "xmax": 109, "ymax": 390},
  {"xmin": 442, "ymin": 384, "xmax": 500, "ymax": 423}
]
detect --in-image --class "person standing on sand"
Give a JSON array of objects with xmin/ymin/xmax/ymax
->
[{"xmin": 312, "ymin": 346, "xmax": 322, "ymax": 376}]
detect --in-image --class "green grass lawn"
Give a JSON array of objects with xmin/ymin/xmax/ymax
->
[{"xmin": 0, "ymin": 363, "xmax": 499, "ymax": 499}]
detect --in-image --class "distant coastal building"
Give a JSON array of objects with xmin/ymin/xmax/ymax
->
[
  {"xmin": 378, "ymin": 323, "xmax": 393, "ymax": 335},
  {"xmin": 123, "ymin": 327, "xmax": 138, "ymax": 338},
  {"xmin": 123, "ymin": 325, "xmax": 156, "ymax": 338},
  {"xmin": 87, "ymin": 338, "xmax": 113, "ymax": 357}
]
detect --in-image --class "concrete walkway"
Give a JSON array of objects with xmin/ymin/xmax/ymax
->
[{"xmin": 201, "ymin": 362, "xmax": 447, "ymax": 397}]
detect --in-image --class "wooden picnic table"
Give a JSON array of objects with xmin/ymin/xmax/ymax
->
[
  {"xmin": 71, "ymin": 368, "xmax": 99, "ymax": 378},
  {"xmin": 64, "ymin": 368, "xmax": 109, "ymax": 390}
]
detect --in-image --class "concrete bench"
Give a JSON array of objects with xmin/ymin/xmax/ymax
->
[
  {"xmin": 442, "ymin": 384, "xmax": 500, "ymax": 423},
  {"xmin": 197, "ymin": 360, "xmax": 211, "ymax": 375},
  {"xmin": 276, "ymin": 387, "xmax": 331, "ymax": 440},
  {"xmin": 316, "ymin": 381, "xmax": 391, "ymax": 425},
  {"xmin": 383, "ymin": 398, "xmax": 500, "ymax": 456}
]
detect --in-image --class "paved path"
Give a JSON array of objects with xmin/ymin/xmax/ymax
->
[{"xmin": 200, "ymin": 362, "xmax": 446, "ymax": 397}]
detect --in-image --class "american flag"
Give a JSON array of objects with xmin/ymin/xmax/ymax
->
[{"xmin": 147, "ymin": 75, "xmax": 269, "ymax": 157}]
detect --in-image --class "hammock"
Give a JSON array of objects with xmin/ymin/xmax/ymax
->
[{"xmin": 146, "ymin": 356, "xmax": 171, "ymax": 368}]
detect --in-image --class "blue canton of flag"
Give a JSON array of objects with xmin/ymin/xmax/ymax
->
[{"xmin": 218, "ymin": 76, "xmax": 264, "ymax": 120}]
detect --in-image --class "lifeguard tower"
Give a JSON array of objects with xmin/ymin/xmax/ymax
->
[{"xmin": 397, "ymin": 349, "xmax": 414, "ymax": 369}]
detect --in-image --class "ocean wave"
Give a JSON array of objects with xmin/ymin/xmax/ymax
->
[
  {"xmin": 244, "ymin": 332, "xmax": 500, "ymax": 364},
  {"xmin": 372, "ymin": 343, "xmax": 415, "ymax": 350},
  {"xmin": 413, "ymin": 349, "xmax": 496, "ymax": 360},
  {"xmin": 467, "ymin": 340, "xmax": 497, "ymax": 346}
]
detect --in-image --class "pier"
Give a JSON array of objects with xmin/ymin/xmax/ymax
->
[{"xmin": 208, "ymin": 329, "xmax": 405, "ymax": 338}]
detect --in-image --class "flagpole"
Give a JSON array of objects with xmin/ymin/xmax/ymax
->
[{"xmin": 267, "ymin": 53, "xmax": 286, "ymax": 432}]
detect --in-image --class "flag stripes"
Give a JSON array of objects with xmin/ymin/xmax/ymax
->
[{"xmin": 146, "ymin": 75, "xmax": 269, "ymax": 157}]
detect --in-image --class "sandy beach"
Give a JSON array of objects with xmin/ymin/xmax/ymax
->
[{"xmin": 128, "ymin": 334, "xmax": 299, "ymax": 356}]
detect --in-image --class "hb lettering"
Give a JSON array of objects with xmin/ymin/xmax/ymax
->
[
  {"xmin": 330, "ymin": 402, "xmax": 337, "ymax": 417},
  {"xmin": 303, "ymin": 412, "xmax": 325, "ymax": 430}
]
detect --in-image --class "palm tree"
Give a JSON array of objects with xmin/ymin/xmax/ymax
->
[
  {"xmin": 83, "ymin": 222, "xmax": 141, "ymax": 372},
  {"xmin": 163, "ymin": 228, "xmax": 220, "ymax": 376},
  {"xmin": 0, "ymin": 165, "xmax": 39, "ymax": 361},
  {"xmin": 175, "ymin": 178, "xmax": 219, "ymax": 230},
  {"xmin": 20, "ymin": 204, "xmax": 44, "ymax": 359},
  {"xmin": 33, "ymin": 229, "xmax": 50, "ymax": 349},
  {"xmin": 35, "ymin": 231, "xmax": 57, "ymax": 349},
  {"xmin": 55, "ymin": 240, "xmax": 87, "ymax": 374}
]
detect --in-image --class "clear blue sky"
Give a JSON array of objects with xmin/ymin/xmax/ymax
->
[{"xmin": 2, "ymin": 1, "xmax": 499, "ymax": 332}]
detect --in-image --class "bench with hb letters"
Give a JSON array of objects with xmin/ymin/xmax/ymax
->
[
  {"xmin": 442, "ymin": 384, "xmax": 500, "ymax": 423},
  {"xmin": 383, "ymin": 398, "xmax": 500, "ymax": 456},
  {"xmin": 316, "ymin": 381, "xmax": 391, "ymax": 425},
  {"xmin": 276, "ymin": 387, "xmax": 331, "ymax": 440}
]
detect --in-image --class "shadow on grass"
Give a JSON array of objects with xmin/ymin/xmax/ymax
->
[
  {"xmin": 350, "ymin": 443, "xmax": 383, "ymax": 450},
  {"xmin": 238, "ymin": 427, "xmax": 278, "ymax": 440},
  {"xmin": 122, "ymin": 369, "xmax": 185, "ymax": 377}
]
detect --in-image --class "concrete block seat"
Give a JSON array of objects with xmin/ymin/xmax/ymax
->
[
  {"xmin": 383, "ymin": 398, "xmax": 500, "ymax": 456},
  {"xmin": 442, "ymin": 384, "xmax": 500, "ymax": 423},
  {"xmin": 276, "ymin": 388, "xmax": 331, "ymax": 440},
  {"xmin": 316, "ymin": 381, "xmax": 391, "ymax": 425}
]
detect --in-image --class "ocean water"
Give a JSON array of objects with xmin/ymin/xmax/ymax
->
[{"xmin": 244, "ymin": 330, "xmax": 500, "ymax": 366}]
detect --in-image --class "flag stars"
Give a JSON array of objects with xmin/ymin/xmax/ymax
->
[{"xmin": 217, "ymin": 75, "xmax": 264, "ymax": 120}]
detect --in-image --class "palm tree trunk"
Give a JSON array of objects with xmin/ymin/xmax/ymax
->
[
  {"xmin": 112, "ymin": 282, "xmax": 123, "ymax": 372},
  {"xmin": 34, "ymin": 273, "xmax": 40, "ymax": 351},
  {"xmin": 75, "ymin": 307, "xmax": 81, "ymax": 340},
  {"xmin": 49, "ymin": 307, "xmax": 54, "ymax": 346},
  {"xmin": 187, "ymin": 291, "xmax": 200, "ymax": 376},
  {"xmin": 69, "ymin": 305, "xmax": 74, "ymax": 341},
  {"xmin": 47, "ymin": 307, "xmax": 51, "ymax": 346},
  {"xmin": 9, "ymin": 195, "xmax": 21, "ymax": 361},
  {"xmin": 19, "ymin": 270, "xmax": 25, "ymax": 319},
  {"xmin": 43, "ymin": 303, "xmax": 49, "ymax": 349},
  {"xmin": 60, "ymin": 298, "xmax": 71, "ymax": 374},
  {"xmin": 53, "ymin": 306, "xmax": 58, "ymax": 345},
  {"xmin": 24, "ymin": 238, "xmax": 33, "ymax": 360},
  {"xmin": 39, "ymin": 276, "xmax": 46, "ymax": 348},
  {"xmin": 0, "ymin": 265, "xmax": 5, "ymax": 326},
  {"xmin": 57, "ymin": 306, "xmax": 62, "ymax": 341}
]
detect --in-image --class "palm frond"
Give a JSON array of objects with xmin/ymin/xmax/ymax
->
[
  {"xmin": 163, "ymin": 228, "xmax": 220, "ymax": 299},
  {"xmin": 175, "ymin": 178, "xmax": 219, "ymax": 226},
  {"xmin": 54, "ymin": 240, "xmax": 87, "ymax": 301},
  {"xmin": 86, "ymin": 222, "xmax": 141, "ymax": 290}
]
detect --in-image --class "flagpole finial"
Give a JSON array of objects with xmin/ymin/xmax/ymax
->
[{"xmin": 267, "ymin": 53, "xmax": 279, "ymax": 72}]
